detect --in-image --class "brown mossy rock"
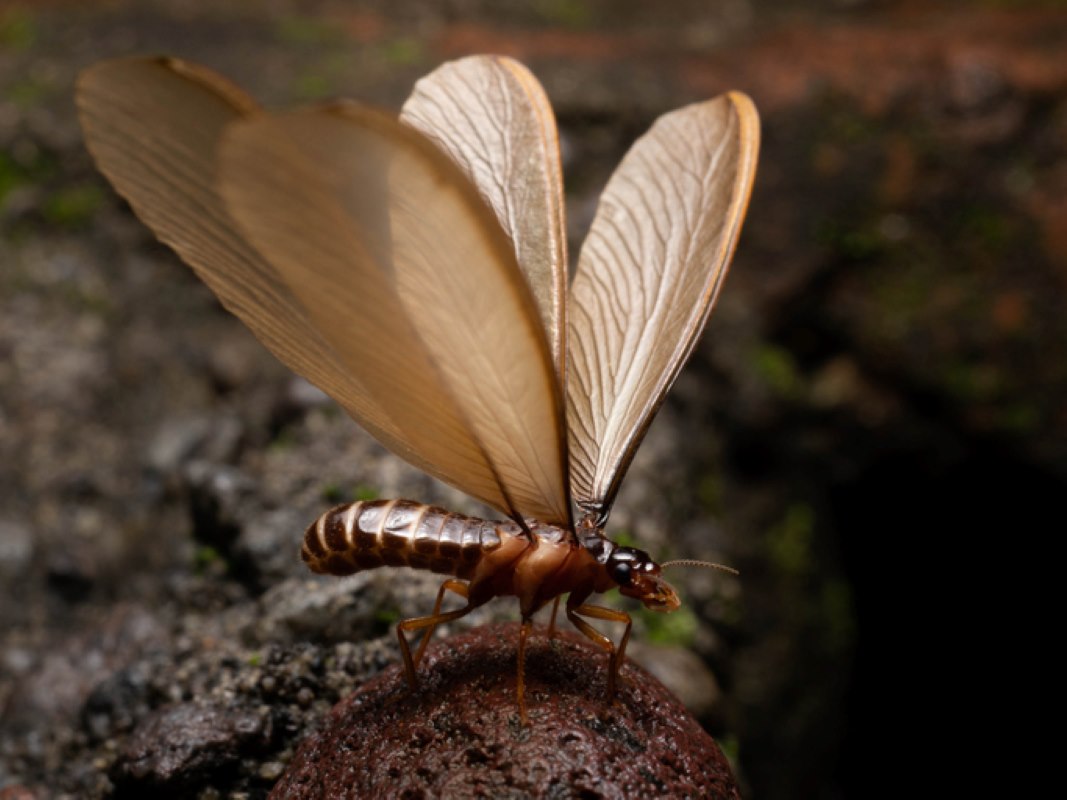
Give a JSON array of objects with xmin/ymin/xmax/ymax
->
[{"xmin": 273, "ymin": 621, "xmax": 738, "ymax": 799}]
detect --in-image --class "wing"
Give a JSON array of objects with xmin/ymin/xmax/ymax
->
[
  {"xmin": 75, "ymin": 57, "xmax": 407, "ymax": 451},
  {"xmin": 400, "ymin": 55, "xmax": 568, "ymax": 381},
  {"xmin": 567, "ymin": 92, "xmax": 760, "ymax": 521},
  {"xmin": 78, "ymin": 57, "xmax": 571, "ymax": 526}
]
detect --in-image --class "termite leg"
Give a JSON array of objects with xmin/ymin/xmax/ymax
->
[
  {"xmin": 397, "ymin": 593, "xmax": 476, "ymax": 691},
  {"xmin": 566, "ymin": 603, "xmax": 633, "ymax": 700},
  {"xmin": 546, "ymin": 596, "xmax": 561, "ymax": 637},
  {"xmin": 516, "ymin": 615, "xmax": 533, "ymax": 725},
  {"xmin": 413, "ymin": 579, "xmax": 469, "ymax": 666}
]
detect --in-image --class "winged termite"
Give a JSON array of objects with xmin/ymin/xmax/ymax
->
[{"xmin": 76, "ymin": 54, "xmax": 759, "ymax": 721}]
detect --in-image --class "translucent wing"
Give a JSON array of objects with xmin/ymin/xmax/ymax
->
[
  {"xmin": 78, "ymin": 58, "xmax": 571, "ymax": 526},
  {"xmin": 218, "ymin": 106, "xmax": 570, "ymax": 525},
  {"xmin": 400, "ymin": 55, "xmax": 568, "ymax": 379},
  {"xmin": 75, "ymin": 58, "xmax": 407, "ymax": 451},
  {"xmin": 567, "ymin": 92, "xmax": 760, "ymax": 520}
]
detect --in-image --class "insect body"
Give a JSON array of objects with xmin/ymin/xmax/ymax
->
[
  {"xmin": 76, "ymin": 54, "xmax": 759, "ymax": 720},
  {"xmin": 302, "ymin": 499, "xmax": 679, "ymax": 709}
]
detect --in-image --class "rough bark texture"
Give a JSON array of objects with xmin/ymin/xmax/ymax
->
[{"xmin": 273, "ymin": 622, "xmax": 739, "ymax": 799}]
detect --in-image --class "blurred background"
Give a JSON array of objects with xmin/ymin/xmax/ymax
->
[{"xmin": 1, "ymin": 1, "xmax": 1064, "ymax": 797}]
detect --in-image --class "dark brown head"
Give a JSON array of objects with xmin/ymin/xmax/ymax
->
[{"xmin": 606, "ymin": 547, "xmax": 680, "ymax": 612}]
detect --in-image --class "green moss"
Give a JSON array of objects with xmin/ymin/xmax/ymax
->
[
  {"xmin": 535, "ymin": 0, "xmax": 593, "ymax": 28},
  {"xmin": 0, "ymin": 149, "xmax": 57, "ymax": 206},
  {"xmin": 750, "ymin": 343, "xmax": 803, "ymax": 399},
  {"xmin": 610, "ymin": 528, "xmax": 637, "ymax": 548},
  {"xmin": 5, "ymin": 77, "xmax": 57, "ymax": 109},
  {"xmin": 0, "ymin": 9, "xmax": 37, "ymax": 50},
  {"xmin": 718, "ymin": 733, "xmax": 741, "ymax": 766},
  {"xmin": 381, "ymin": 37, "xmax": 423, "ymax": 66},
  {"xmin": 247, "ymin": 652, "xmax": 263, "ymax": 667},
  {"xmin": 375, "ymin": 607, "xmax": 401, "ymax": 626},
  {"xmin": 766, "ymin": 503, "xmax": 815, "ymax": 577},
  {"xmin": 321, "ymin": 483, "xmax": 346, "ymax": 503},
  {"xmin": 291, "ymin": 52, "xmax": 357, "ymax": 102},
  {"xmin": 641, "ymin": 604, "xmax": 699, "ymax": 647},
  {"xmin": 321, "ymin": 484, "xmax": 380, "ymax": 503},
  {"xmin": 274, "ymin": 17, "xmax": 342, "ymax": 46},
  {"xmin": 268, "ymin": 429, "xmax": 296, "ymax": 452},
  {"xmin": 43, "ymin": 183, "xmax": 105, "ymax": 228},
  {"xmin": 194, "ymin": 545, "xmax": 226, "ymax": 574},
  {"xmin": 292, "ymin": 71, "xmax": 332, "ymax": 102},
  {"xmin": 354, "ymin": 485, "xmax": 380, "ymax": 502}
]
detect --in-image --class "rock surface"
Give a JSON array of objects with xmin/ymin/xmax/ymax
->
[
  {"xmin": 274, "ymin": 622, "xmax": 738, "ymax": 799},
  {"xmin": 111, "ymin": 702, "xmax": 274, "ymax": 797}
]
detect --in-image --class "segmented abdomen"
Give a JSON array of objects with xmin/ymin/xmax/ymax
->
[{"xmin": 301, "ymin": 499, "xmax": 515, "ymax": 580}]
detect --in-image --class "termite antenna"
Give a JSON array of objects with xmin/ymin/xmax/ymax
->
[{"xmin": 660, "ymin": 559, "xmax": 739, "ymax": 576}]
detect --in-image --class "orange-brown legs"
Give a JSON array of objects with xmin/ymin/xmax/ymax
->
[
  {"xmin": 566, "ymin": 603, "xmax": 633, "ymax": 699},
  {"xmin": 397, "ymin": 579, "xmax": 472, "ymax": 690},
  {"xmin": 413, "ymin": 579, "xmax": 469, "ymax": 665},
  {"xmin": 546, "ymin": 596, "xmax": 561, "ymax": 637}
]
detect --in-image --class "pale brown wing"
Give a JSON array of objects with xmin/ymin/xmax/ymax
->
[
  {"xmin": 567, "ymin": 92, "xmax": 760, "ymax": 520},
  {"xmin": 400, "ymin": 55, "xmax": 568, "ymax": 380},
  {"xmin": 75, "ymin": 57, "xmax": 407, "ymax": 452},
  {"xmin": 77, "ymin": 57, "xmax": 571, "ymax": 525},
  {"xmin": 218, "ymin": 105, "xmax": 571, "ymax": 525}
]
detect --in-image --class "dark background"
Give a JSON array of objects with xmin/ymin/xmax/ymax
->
[{"xmin": 2, "ymin": 1, "xmax": 1064, "ymax": 797}]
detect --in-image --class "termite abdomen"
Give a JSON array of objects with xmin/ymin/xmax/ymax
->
[{"xmin": 301, "ymin": 499, "xmax": 506, "ymax": 579}]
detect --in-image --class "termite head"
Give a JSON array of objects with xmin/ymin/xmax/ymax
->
[{"xmin": 607, "ymin": 547, "xmax": 680, "ymax": 612}]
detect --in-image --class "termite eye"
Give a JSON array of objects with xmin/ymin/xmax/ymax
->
[
  {"xmin": 610, "ymin": 560, "xmax": 633, "ymax": 585},
  {"xmin": 608, "ymin": 546, "xmax": 650, "ymax": 586}
]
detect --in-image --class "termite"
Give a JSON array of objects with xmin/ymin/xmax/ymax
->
[{"xmin": 77, "ymin": 53, "xmax": 759, "ymax": 720}]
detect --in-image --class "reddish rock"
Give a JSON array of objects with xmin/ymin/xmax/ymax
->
[{"xmin": 273, "ymin": 622, "xmax": 737, "ymax": 799}]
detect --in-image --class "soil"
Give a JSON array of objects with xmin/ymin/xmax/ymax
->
[{"xmin": 2, "ymin": 1, "xmax": 1064, "ymax": 798}]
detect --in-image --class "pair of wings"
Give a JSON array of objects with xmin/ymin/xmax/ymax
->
[{"xmin": 76, "ymin": 55, "xmax": 758, "ymax": 530}]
